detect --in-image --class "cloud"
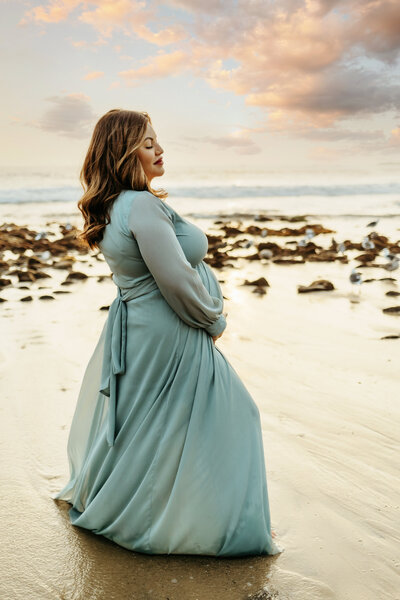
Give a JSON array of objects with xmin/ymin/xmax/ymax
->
[
  {"xmin": 35, "ymin": 93, "xmax": 96, "ymax": 138},
  {"xmin": 22, "ymin": 0, "xmax": 400, "ymax": 133},
  {"xmin": 119, "ymin": 50, "xmax": 188, "ymax": 84},
  {"xmin": 388, "ymin": 126, "xmax": 400, "ymax": 146},
  {"xmin": 308, "ymin": 145, "xmax": 343, "ymax": 161},
  {"xmin": 21, "ymin": 0, "xmax": 80, "ymax": 24},
  {"xmin": 195, "ymin": 130, "xmax": 261, "ymax": 155},
  {"xmin": 300, "ymin": 127, "xmax": 387, "ymax": 142},
  {"xmin": 350, "ymin": 0, "xmax": 400, "ymax": 62},
  {"xmin": 78, "ymin": 0, "xmax": 152, "ymax": 39},
  {"xmin": 83, "ymin": 70, "xmax": 104, "ymax": 80},
  {"xmin": 303, "ymin": 122, "xmax": 400, "ymax": 154},
  {"xmin": 70, "ymin": 37, "xmax": 107, "ymax": 49},
  {"xmin": 23, "ymin": 0, "xmax": 186, "ymax": 45},
  {"xmin": 164, "ymin": 0, "xmax": 233, "ymax": 14},
  {"xmin": 187, "ymin": 0, "xmax": 400, "ymax": 130},
  {"xmin": 246, "ymin": 65, "xmax": 400, "ymax": 129}
]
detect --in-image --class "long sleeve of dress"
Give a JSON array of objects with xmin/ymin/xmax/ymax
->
[{"xmin": 127, "ymin": 192, "xmax": 227, "ymax": 337}]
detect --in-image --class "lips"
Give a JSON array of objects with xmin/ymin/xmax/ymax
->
[{"xmin": 154, "ymin": 158, "xmax": 163, "ymax": 165}]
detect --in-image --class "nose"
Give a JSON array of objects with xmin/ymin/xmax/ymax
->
[{"xmin": 155, "ymin": 142, "xmax": 163, "ymax": 154}]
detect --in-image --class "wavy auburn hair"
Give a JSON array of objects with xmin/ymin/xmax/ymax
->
[{"xmin": 77, "ymin": 109, "xmax": 168, "ymax": 250}]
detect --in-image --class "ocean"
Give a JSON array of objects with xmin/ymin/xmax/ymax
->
[{"xmin": 1, "ymin": 167, "xmax": 400, "ymax": 220}]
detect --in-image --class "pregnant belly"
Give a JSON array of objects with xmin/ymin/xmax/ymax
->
[
  {"xmin": 196, "ymin": 261, "xmax": 223, "ymax": 302},
  {"xmin": 123, "ymin": 261, "xmax": 222, "ymax": 344}
]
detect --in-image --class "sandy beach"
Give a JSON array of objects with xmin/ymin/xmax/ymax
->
[{"xmin": 0, "ymin": 202, "xmax": 399, "ymax": 600}]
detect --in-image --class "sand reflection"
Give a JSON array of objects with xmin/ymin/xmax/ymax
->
[{"xmin": 54, "ymin": 499, "xmax": 279, "ymax": 600}]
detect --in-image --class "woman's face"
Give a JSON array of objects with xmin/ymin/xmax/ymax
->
[{"xmin": 136, "ymin": 122, "xmax": 165, "ymax": 183}]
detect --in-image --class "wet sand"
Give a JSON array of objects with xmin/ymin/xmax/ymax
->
[{"xmin": 0, "ymin": 204, "xmax": 399, "ymax": 600}]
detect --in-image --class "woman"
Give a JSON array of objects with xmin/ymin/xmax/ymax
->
[{"xmin": 54, "ymin": 108, "xmax": 283, "ymax": 557}]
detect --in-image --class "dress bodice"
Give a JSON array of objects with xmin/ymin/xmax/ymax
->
[{"xmin": 99, "ymin": 190, "xmax": 209, "ymax": 289}]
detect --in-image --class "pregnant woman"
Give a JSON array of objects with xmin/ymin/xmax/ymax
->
[{"xmin": 54, "ymin": 108, "xmax": 283, "ymax": 557}]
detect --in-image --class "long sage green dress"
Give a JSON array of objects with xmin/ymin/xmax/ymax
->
[{"xmin": 54, "ymin": 189, "xmax": 282, "ymax": 557}]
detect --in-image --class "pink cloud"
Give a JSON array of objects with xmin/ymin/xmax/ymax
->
[
  {"xmin": 21, "ymin": 0, "xmax": 80, "ymax": 24},
  {"xmin": 70, "ymin": 37, "xmax": 107, "ymax": 48},
  {"xmin": 188, "ymin": 0, "xmax": 400, "ymax": 129},
  {"xmin": 83, "ymin": 70, "xmax": 104, "ymax": 80},
  {"xmin": 349, "ymin": 0, "xmax": 400, "ymax": 62},
  {"xmin": 22, "ymin": 0, "xmax": 400, "ymax": 133},
  {"xmin": 23, "ymin": 0, "xmax": 186, "ymax": 45},
  {"xmin": 119, "ymin": 50, "xmax": 188, "ymax": 84},
  {"xmin": 388, "ymin": 126, "xmax": 400, "ymax": 146},
  {"xmin": 78, "ymin": 0, "xmax": 151, "ymax": 38}
]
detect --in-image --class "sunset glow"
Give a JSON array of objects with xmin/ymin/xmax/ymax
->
[{"xmin": 2, "ymin": 0, "xmax": 399, "ymax": 179}]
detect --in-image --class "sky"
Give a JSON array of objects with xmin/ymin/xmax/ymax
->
[{"xmin": 1, "ymin": 0, "xmax": 400, "ymax": 182}]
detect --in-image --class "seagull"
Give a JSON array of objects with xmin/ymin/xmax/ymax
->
[
  {"xmin": 34, "ymin": 230, "xmax": 48, "ymax": 241},
  {"xmin": 260, "ymin": 249, "xmax": 273, "ymax": 259},
  {"xmin": 382, "ymin": 247, "xmax": 397, "ymax": 261},
  {"xmin": 338, "ymin": 242, "xmax": 346, "ymax": 254},
  {"xmin": 382, "ymin": 258, "xmax": 399, "ymax": 272},
  {"xmin": 244, "ymin": 240, "xmax": 254, "ymax": 248},
  {"xmin": 38, "ymin": 250, "xmax": 51, "ymax": 261},
  {"xmin": 350, "ymin": 268, "xmax": 362, "ymax": 285},
  {"xmin": 305, "ymin": 227, "xmax": 315, "ymax": 239},
  {"xmin": 298, "ymin": 238, "xmax": 308, "ymax": 247},
  {"xmin": 362, "ymin": 236, "xmax": 375, "ymax": 250},
  {"xmin": 366, "ymin": 219, "xmax": 379, "ymax": 227},
  {"xmin": 261, "ymin": 229, "xmax": 268, "ymax": 238}
]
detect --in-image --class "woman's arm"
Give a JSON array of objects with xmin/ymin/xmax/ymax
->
[{"xmin": 127, "ymin": 191, "xmax": 226, "ymax": 337}]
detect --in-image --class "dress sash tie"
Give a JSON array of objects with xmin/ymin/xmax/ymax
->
[
  {"xmin": 99, "ymin": 287, "xmax": 127, "ymax": 447},
  {"xmin": 98, "ymin": 279, "xmax": 159, "ymax": 447}
]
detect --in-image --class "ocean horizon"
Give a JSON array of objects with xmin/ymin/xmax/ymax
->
[{"xmin": 1, "ymin": 166, "xmax": 400, "ymax": 218}]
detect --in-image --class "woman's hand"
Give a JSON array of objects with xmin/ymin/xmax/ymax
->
[
  {"xmin": 212, "ymin": 331, "xmax": 223, "ymax": 344},
  {"xmin": 212, "ymin": 312, "xmax": 227, "ymax": 344}
]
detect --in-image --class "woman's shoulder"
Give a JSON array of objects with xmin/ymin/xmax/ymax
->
[{"xmin": 120, "ymin": 189, "xmax": 175, "ymax": 220}]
